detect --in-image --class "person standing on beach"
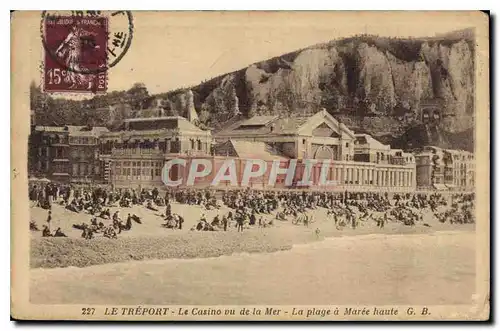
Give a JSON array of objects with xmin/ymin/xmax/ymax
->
[
  {"xmin": 381, "ymin": 213, "xmax": 387, "ymax": 228},
  {"xmin": 177, "ymin": 215, "xmax": 184, "ymax": 230},
  {"xmin": 236, "ymin": 214, "xmax": 244, "ymax": 232},
  {"xmin": 46, "ymin": 210, "xmax": 52, "ymax": 231},
  {"xmin": 165, "ymin": 203, "xmax": 172, "ymax": 218},
  {"xmin": 222, "ymin": 215, "xmax": 228, "ymax": 231}
]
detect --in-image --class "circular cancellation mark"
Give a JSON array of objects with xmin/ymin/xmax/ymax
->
[{"xmin": 40, "ymin": 10, "xmax": 133, "ymax": 75}]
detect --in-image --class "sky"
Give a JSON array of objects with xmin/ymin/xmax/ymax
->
[{"xmin": 19, "ymin": 11, "xmax": 484, "ymax": 96}]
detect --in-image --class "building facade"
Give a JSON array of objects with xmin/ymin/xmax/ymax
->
[
  {"xmin": 28, "ymin": 110, "xmax": 473, "ymax": 193},
  {"xmin": 28, "ymin": 125, "xmax": 108, "ymax": 183},
  {"xmin": 68, "ymin": 126, "xmax": 109, "ymax": 183},
  {"xmin": 99, "ymin": 116, "xmax": 212, "ymax": 188},
  {"xmin": 415, "ymin": 146, "xmax": 474, "ymax": 191},
  {"xmin": 214, "ymin": 110, "xmax": 416, "ymax": 191}
]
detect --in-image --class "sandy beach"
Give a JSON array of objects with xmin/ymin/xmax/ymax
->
[
  {"xmin": 30, "ymin": 200, "xmax": 474, "ymax": 269},
  {"xmin": 28, "ymin": 197, "xmax": 477, "ymax": 305}
]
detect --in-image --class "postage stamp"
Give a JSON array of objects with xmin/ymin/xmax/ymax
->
[
  {"xmin": 41, "ymin": 11, "xmax": 133, "ymax": 94},
  {"xmin": 10, "ymin": 11, "xmax": 490, "ymax": 322}
]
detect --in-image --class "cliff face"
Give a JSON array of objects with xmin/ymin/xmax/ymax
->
[{"xmin": 160, "ymin": 31, "xmax": 475, "ymax": 151}]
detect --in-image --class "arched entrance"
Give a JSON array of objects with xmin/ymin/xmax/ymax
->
[{"xmin": 314, "ymin": 145, "xmax": 334, "ymax": 160}]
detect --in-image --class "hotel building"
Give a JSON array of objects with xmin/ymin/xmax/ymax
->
[
  {"xmin": 415, "ymin": 146, "xmax": 474, "ymax": 191},
  {"xmin": 28, "ymin": 125, "xmax": 108, "ymax": 183},
  {"xmin": 99, "ymin": 116, "xmax": 212, "ymax": 188}
]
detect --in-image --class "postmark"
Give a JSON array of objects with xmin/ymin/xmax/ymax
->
[{"xmin": 40, "ymin": 11, "xmax": 133, "ymax": 93}]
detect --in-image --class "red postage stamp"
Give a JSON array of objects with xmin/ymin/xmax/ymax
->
[{"xmin": 42, "ymin": 15, "xmax": 108, "ymax": 93}]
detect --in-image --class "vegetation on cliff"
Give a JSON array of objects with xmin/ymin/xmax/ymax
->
[{"xmin": 31, "ymin": 29, "xmax": 475, "ymax": 151}]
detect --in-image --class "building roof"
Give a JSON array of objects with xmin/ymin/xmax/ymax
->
[
  {"xmin": 101, "ymin": 129, "xmax": 176, "ymax": 140},
  {"xmin": 34, "ymin": 126, "xmax": 68, "ymax": 133},
  {"xmin": 34, "ymin": 125, "xmax": 109, "ymax": 136},
  {"xmin": 354, "ymin": 134, "xmax": 390, "ymax": 150},
  {"xmin": 216, "ymin": 109, "xmax": 355, "ymax": 138},
  {"xmin": 69, "ymin": 126, "xmax": 109, "ymax": 137},
  {"xmin": 123, "ymin": 116, "xmax": 185, "ymax": 123},
  {"xmin": 123, "ymin": 116, "xmax": 204, "ymax": 133},
  {"xmin": 217, "ymin": 116, "xmax": 311, "ymax": 136},
  {"xmin": 239, "ymin": 116, "xmax": 279, "ymax": 127},
  {"xmin": 215, "ymin": 140, "xmax": 288, "ymax": 161},
  {"xmin": 101, "ymin": 116, "xmax": 210, "ymax": 141}
]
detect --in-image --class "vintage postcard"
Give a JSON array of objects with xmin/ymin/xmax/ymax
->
[{"xmin": 11, "ymin": 11, "xmax": 490, "ymax": 321}]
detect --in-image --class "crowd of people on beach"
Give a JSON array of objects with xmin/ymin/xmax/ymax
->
[{"xmin": 29, "ymin": 182, "xmax": 475, "ymax": 240}]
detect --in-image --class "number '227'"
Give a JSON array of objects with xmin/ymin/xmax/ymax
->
[{"xmin": 81, "ymin": 307, "xmax": 95, "ymax": 315}]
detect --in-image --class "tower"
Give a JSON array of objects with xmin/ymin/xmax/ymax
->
[{"xmin": 186, "ymin": 90, "xmax": 199, "ymax": 123}]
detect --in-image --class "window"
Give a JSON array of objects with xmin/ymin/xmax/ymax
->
[
  {"xmin": 190, "ymin": 139, "xmax": 195, "ymax": 150},
  {"xmin": 345, "ymin": 143, "xmax": 349, "ymax": 148},
  {"xmin": 165, "ymin": 139, "xmax": 171, "ymax": 153},
  {"xmin": 155, "ymin": 162, "xmax": 162, "ymax": 177},
  {"xmin": 197, "ymin": 140, "xmax": 202, "ymax": 151},
  {"xmin": 72, "ymin": 164, "xmax": 78, "ymax": 176},
  {"xmin": 95, "ymin": 165, "xmax": 100, "ymax": 175},
  {"xmin": 79, "ymin": 164, "xmax": 85, "ymax": 176}
]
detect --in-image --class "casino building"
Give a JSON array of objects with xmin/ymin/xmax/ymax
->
[{"xmin": 213, "ymin": 110, "xmax": 417, "ymax": 191}]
